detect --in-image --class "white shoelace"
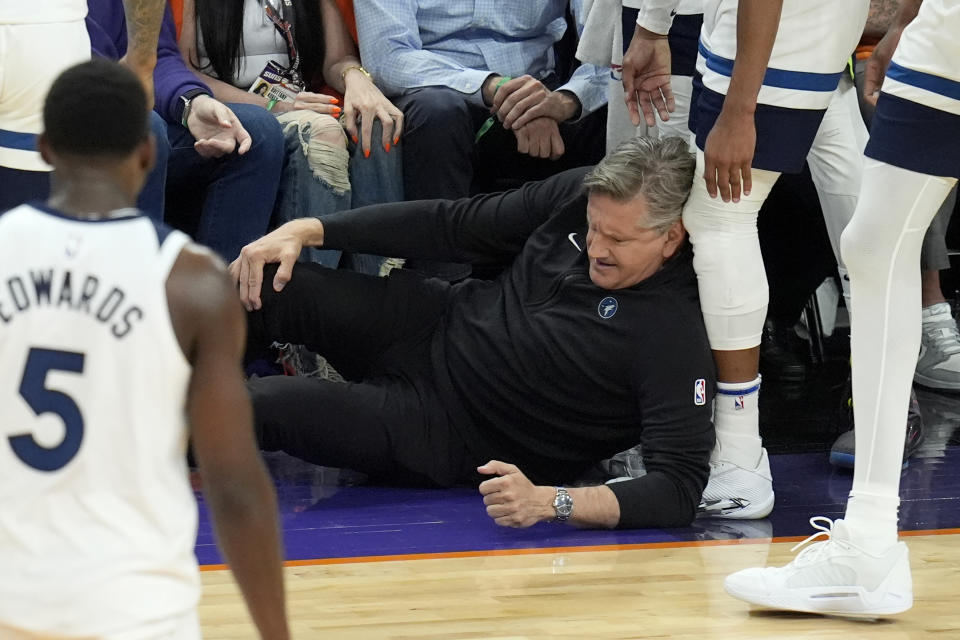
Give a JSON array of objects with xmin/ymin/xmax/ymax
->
[
  {"xmin": 789, "ymin": 517, "xmax": 843, "ymax": 567},
  {"xmin": 926, "ymin": 321, "xmax": 960, "ymax": 356}
]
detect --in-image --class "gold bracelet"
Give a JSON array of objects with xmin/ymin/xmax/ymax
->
[{"xmin": 341, "ymin": 65, "xmax": 372, "ymax": 82}]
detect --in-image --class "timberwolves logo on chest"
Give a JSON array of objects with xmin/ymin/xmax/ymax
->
[{"xmin": 598, "ymin": 296, "xmax": 618, "ymax": 319}]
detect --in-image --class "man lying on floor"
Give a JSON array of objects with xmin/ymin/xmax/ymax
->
[{"xmin": 230, "ymin": 137, "xmax": 715, "ymax": 530}]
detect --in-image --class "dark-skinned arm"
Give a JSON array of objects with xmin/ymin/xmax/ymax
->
[
  {"xmin": 703, "ymin": 0, "xmax": 783, "ymax": 203},
  {"xmin": 863, "ymin": 0, "xmax": 923, "ymax": 106},
  {"xmin": 168, "ymin": 246, "xmax": 289, "ymax": 640}
]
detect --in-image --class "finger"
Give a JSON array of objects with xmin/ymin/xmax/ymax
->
[
  {"xmin": 273, "ymin": 251, "xmax": 296, "ymax": 292},
  {"xmin": 212, "ymin": 101, "xmax": 233, "ymax": 128},
  {"xmin": 703, "ymin": 156, "xmax": 719, "ymax": 199},
  {"xmin": 246, "ymin": 256, "xmax": 266, "ymax": 311},
  {"xmin": 227, "ymin": 258, "xmax": 241, "ymax": 286},
  {"xmin": 622, "ymin": 73, "xmax": 642, "ymax": 127},
  {"xmin": 477, "ymin": 460, "xmax": 518, "ymax": 476},
  {"xmin": 486, "ymin": 504, "xmax": 513, "ymax": 519},
  {"xmin": 511, "ymin": 101, "xmax": 547, "ymax": 130},
  {"xmin": 637, "ymin": 90, "xmax": 657, "ymax": 128},
  {"xmin": 360, "ymin": 110, "xmax": 373, "ymax": 158},
  {"xmin": 491, "ymin": 76, "xmax": 524, "ymax": 113},
  {"xmin": 504, "ymin": 93, "xmax": 545, "ymax": 130},
  {"xmin": 497, "ymin": 85, "xmax": 537, "ymax": 125},
  {"xmin": 515, "ymin": 130, "xmax": 529, "ymax": 155},
  {"xmin": 482, "ymin": 492, "xmax": 506, "ymax": 506},
  {"xmin": 376, "ymin": 108, "xmax": 394, "ymax": 152},
  {"xmin": 742, "ymin": 165, "xmax": 752, "ymax": 198},
  {"xmin": 715, "ymin": 163, "xmax": 732, "ymax": 203},
  {"xmin": 193, "ymin": 138, "xmax": 231, "ymax": 159},
  {"xmin": 343, "ymin": 104, "xmax": 359, "ymax": 145},
  {"xmin": 551, "ymin": 128, "xmax": 565, "ymax": 160},
  {"xmin": 391, "ymin": 110, "xmax": 404, "ymax": 145},
  {"xmin": 298, "ymin": 92, "xmax": 339, "ymax": 104},
  {"xmin": 237, "ymin": 254, "xmax": 252, "ymax": 310},
  {"xmin": 729, "ymin": 170, "xmax": 742, "ymax": 203},
  {"xmin": 651, "ymin": 85, "xmax": 674, "ymax": 122},
  {"xmin": 662, "ymin": 81, "xmax": 676, "ymax": 115}
]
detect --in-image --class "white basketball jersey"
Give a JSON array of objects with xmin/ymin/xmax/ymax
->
[
  {"xmin": 884, "ymin": 0, "xmax": 960, "ymax": 116},
  {"xmin": 0, "ymin": 0, "xmax": 86, "ymax": 24},
  {"xmin": 0, "ymin": 204, "xmax": 199, "ymax": 637},
  {"xmin": 698, "ymin": 0, "xmax": 869, "ymax": 110}
]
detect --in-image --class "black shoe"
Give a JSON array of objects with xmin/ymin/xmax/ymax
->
[
  {"xmin": 759, "ymin": 317, "xmax": 808, "ymax": 382},
  {"xmin": 829, "ymin": 382, "xmax": 925, "ymax": 469}
]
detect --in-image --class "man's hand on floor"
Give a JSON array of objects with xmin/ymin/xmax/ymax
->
[{"xmin": 478, "ymin": 460, "xmax": 555, "ymax": 528}]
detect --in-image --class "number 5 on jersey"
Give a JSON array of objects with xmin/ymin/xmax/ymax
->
[{"xmin": 10, "ymin": 347, "xmax": 86, "ymax": 472}]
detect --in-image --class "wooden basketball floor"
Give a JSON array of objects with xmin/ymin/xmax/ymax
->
[{"xmin": 194, "ymin": 388, "xmax": 960, "ymax": 638}]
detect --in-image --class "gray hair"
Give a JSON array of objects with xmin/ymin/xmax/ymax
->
[{"xmin": 582, "ymin": 136, "xmax": 695, "ymax": 233}]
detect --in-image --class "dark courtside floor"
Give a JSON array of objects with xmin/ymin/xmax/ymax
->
[{"xmin": 193, "ymin": 357, "xmax": 960, "ymax": 566}]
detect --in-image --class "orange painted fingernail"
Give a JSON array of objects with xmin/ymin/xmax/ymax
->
[
  {"xmin": 385, "ymin": 142, "xmax": 391, "ymax": 153},
  {"xmin": 364, "ymin": 149, "xmax": 370, "ymax": 159},
  {"xmin": 394, "ymin": 136, "xmax": 400, "ymax": 145},
  {"xmin": 352, "ymin": 135, "xmax": 358, "ymax": 144},
  {"xmin": 330, "ymin": 98, "xmax": 339, "ymax": 104}
]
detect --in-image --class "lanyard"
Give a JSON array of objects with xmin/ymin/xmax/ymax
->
[{"xmin": 263, "ymin": 0, "xmax": 302, "ymax": 88}]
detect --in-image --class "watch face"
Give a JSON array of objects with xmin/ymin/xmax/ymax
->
[{"xmin": 554, "ymin": 491, "xmax": 574, "ymax": 517}]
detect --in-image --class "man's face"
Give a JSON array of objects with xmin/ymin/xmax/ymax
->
[{"xmin": 585, "ymin": 192, "xmax": 681, "ymax": 290}]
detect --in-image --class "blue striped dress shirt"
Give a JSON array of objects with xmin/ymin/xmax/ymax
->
[{"xmin": 354, "ymin": 0, "xmax": 609, "ymax": 118}]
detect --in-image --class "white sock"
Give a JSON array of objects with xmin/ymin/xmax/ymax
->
[
  {"xmin": 844, "ymin": 490, "xmax": 900, "ymax": 553},
  {"xmin": 712, "ymin": 375, "xmax": 763, "ymax": 468}
]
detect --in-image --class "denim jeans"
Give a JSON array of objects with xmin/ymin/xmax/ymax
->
[
  {"xmin": 271, "ymin": 116, "xmax": 403, "ymax": 276},
  {"xmin": 160, "ymin": 103, "xmax": 285, "ymax": 262}
]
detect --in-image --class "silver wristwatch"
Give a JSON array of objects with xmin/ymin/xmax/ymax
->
[{"xmin": 552, "ymin": 487, "xmax": 574, "ymax": 521}]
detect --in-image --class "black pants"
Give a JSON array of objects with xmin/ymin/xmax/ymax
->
[
  {"xmin": 393, "ymin": 85, "xmax": 606, "ymax": 279},
  {"xmin": 246, "ymin": 264, "xmax": 482, "ymax": 486}
]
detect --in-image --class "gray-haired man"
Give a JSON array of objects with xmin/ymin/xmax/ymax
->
[{"xmin": 231, "ymin": 137, "xmax": 716, "ymax": 530}]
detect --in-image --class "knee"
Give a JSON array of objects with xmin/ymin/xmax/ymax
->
[
  {"xmin": 400, "ymin": 87, "xmax": 471, "ymax": 129},
  {"xmin": 228, "ymin": 103, "xmax": 285, "ymax": 164}
]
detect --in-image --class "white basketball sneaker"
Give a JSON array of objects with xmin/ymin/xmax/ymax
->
[
  {"xmin": 698, "ymin": 448, "xmax": 774, "ymax": 519},
  {"xmin": 724, "ymin": 517, "xmax": 913, "ymax": 616}
]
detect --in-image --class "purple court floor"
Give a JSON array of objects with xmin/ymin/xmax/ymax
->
[{"xmin": 193, "ymin": 387, "xmax": 960, "ymax": 566}]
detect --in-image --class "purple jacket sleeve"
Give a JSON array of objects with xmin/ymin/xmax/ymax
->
[{"xmin": 85, "ymin": 0, "xmax": 209, "ymax": 124}]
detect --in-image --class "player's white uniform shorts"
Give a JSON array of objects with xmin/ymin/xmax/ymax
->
[
  {"xmin": 0, "ymin": 611, "xmax": 201, "ymax": 640},
  {"xmin": 0, "ymin": 20, "xmax": 90, "ymax": 171}
]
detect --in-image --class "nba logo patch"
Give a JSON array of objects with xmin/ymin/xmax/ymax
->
[
  {"xmin": 735, "ymin": 395, "xmax": 745, "ymax": 410},
  {"xmin": 694, "ymin": 378, "xmax": 706, "ymax": 406}
]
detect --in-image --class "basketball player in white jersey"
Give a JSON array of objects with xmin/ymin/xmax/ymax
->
[
  {"xmin": 0, "ymin": 0, "xmax": 164, "ymax": 210},
  {"xmin": 621, "ymin": 0, "xmax": 870, "ymax": 520},
  {"xmin": 724, "ymin": 0, "xmax": 959, "ymax": 616},
  {"xmin": 0, "ymin": 60, "xmax": 289, "ymax": 639}
]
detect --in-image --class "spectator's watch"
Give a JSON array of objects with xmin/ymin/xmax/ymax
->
[
  {"xmin": 552, "ymin": 487, "xmax": 574, "ymax": 521},
  {"xmin": 179, "ymin": 89, "xmax": 209, "ymax": 127}
]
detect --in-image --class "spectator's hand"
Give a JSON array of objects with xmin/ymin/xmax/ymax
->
[
  {"xmin": 342, "ymin": 72, "xmax": 403, "ymax": 157},
  {"xmin": 119, "ymin": 54, "xmax": 156, "ymax": 110},
  {"xmin": 272, "ymin": 91, "xmax": 342, "ymax": 117},
  {"xmin": 622, "ymin": 25, "xmax": 674, "ymax": 127},
  {"xmin": 228, "ymin": 221, "xmax": 315, "ymax": 311},
  {"xmin": 186, "ymin": 95, "xmax": 253, "ymax": 158},
  {"xmin": 493, "ymin": 75, "xmax": 580, "ymax": 129},
  {"xmin": 863, "ymin": 25, "xmax": 904, "ymax": 107},
  {"xmin": 703, "ymin": 109, "xmax": 755, "ymax": 203},
  {"xmin": 477, "ymin": 461, "xmax": 555, "ymax": 528},
  {"xmin": 514, "ymin": 117, "xmax": 565, "ymax": 160}
]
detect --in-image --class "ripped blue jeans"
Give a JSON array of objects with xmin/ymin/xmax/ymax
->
[{"xmin": 272, "ymin": 113, "xmax": 404, "ymax": 275}]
